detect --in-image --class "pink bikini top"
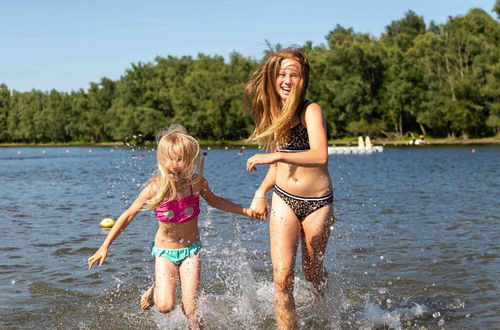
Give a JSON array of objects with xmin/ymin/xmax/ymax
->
[{"xmin": 155, "ymin": 186, "xmax": 200, "ymax": 223}]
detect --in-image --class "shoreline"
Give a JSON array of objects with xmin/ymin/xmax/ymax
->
[
  {"xmin": 329, "ymin": 137, "xmax": 500, "ymax": 146},
  {"xmin": 1, "ymin": 137, "xmax": 499, "ymax": 148}
]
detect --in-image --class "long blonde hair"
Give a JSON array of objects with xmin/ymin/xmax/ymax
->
[
  {"xmin": 243, "ymin": 48, "xmax": 310, "ymax": 150},
  {"xmin": 145, "ymin": 124, "xmax": 204, "ymax": 210}
]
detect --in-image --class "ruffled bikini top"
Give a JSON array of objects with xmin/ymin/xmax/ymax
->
[{"xmin": 155, "ymin": 186, "xmax": 200, "ymax": 223}]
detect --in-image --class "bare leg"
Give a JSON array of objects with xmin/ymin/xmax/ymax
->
[
  {"xmin": 179, "ymin": 253, "xmax": 202, "ymax": 329},
  {"xmin": 154, "ymin": 256, "xmax": 179, "ymax": 313},
  {"xmin": 140, "ymin": 283, "xmax": 155, "ymax": 310},
  {"xmin": 301, "ymin": 204, "xmax": 333, "ymax": 295},
  {"xmin": 270, "ymin": 193, "xmax": 301, "ymax": 330}
]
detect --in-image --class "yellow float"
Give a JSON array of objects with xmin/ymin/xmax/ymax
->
[{"xmin": 99, "ymin": 218, "xmax": 115, "ymax": 228}]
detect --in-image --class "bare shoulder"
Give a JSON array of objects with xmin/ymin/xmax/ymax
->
[
  {"xmin": 136, "ymin": 182, "xmax": 156, "ymax": 202},
  {"xmin": 192, "ymin": 174, "xmax": 208, "ymax": 194},
  {"xmin": 302, "ymin": 101, "xmax": 325, "ymax": 126},
  {"xmin": 304, "ymin": 101, "xmax": 323, "ymax": 115}
]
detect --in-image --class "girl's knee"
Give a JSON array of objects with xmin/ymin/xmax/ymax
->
[{"xmin": 156, "ymin": 300, "xmax": 175, "ymax": 314}]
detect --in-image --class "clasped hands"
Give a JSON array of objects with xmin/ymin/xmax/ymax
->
[{"xmin": 245, "ymin": 195, "xmax": 268, "ymax": 221}]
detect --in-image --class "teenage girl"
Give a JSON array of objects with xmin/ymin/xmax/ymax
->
[
  {"xmin": 88, "ymin": 124, "xmax": 256, "ymax": 329},
  {"xmin": 244, "ymin": 48, "xmax": 334, "ymax": 329}
]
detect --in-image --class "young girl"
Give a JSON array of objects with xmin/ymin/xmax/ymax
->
[
  {"xmin": 88, "ymin": 124, "xmax": 256, "ymax": 329},
  {"xmin": 244, "ymin": 48, "xmax": 334, "ymax": 329}
]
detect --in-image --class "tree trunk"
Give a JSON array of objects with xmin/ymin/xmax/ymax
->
[
  {"xmin": 444, "ymin": 33, "xmax": 457, "ymax": 102},
  {"xmin": 419, "ymin": 123, "xmax": 427, "ymax": 136},
  {"xmin": 399, "ymin": 112, "xmax": 403, "ymax": 136}
]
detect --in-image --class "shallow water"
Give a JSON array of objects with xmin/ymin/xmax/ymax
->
[{"xmin": 0, "ymin": 145, "xmax": 498, "ymax": 329}]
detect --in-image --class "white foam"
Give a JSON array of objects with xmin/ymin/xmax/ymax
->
[{"xmin": 360, "ymin": 298, "xmax": 429, "ymax": 330}]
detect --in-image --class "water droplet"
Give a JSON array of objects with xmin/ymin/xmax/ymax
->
[
  {"xmin": 11, "ymin": 280, "xmax": 16, "ymax": 284},
  {"xmin": 465, "ymin": 313, "xmax": 470, "ymax": 318},
  {"xmin": 387, "ymin": 281, "xmax": 392, "ymax": 286},
  {"xmin": 433, "ymin": 311, "xmax": 441, "ymax": 318},
  {"xmin": 438, "ymin": 319, "xmax": 444, "ymax": 326},
  {"xmin": 380, "ymin": 256, "xmax": 384, "ymax": 260}
]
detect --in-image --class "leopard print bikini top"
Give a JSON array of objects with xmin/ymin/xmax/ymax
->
[{"xmin": 277, "ymin": 101, "xmax": 311, "ymax": 153}]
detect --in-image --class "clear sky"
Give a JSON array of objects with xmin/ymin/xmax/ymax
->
[{"xmin": 0, "ymin": 0, "xmax": 496, "ymax": 92}]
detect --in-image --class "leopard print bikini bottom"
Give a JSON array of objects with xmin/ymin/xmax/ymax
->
[{"xmin": 273, "ymin": 184, "xmax": 333, "ymax": 221}]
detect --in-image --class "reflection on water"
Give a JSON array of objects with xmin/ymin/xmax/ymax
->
[{"xmin": 0, "ymin": 145, "xmax": 498, "ymax": 329}]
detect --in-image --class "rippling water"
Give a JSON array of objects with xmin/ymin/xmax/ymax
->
[{"xmin": 1, "ymin": 145, "xmax": 498, "ymax": 329}]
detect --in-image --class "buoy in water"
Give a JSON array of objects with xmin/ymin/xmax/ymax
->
[{"xmin": 99, "ymin": 218, "xmax": 115, "ymax": 228}]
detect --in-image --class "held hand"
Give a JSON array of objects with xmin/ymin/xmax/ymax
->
[
  {"xmin": 250, "ymin": 197, "xmax": 268, "ymax": 220},
  {"xmin": 87, "ymin": 247, "xmax": 108, "ymax": 270},
  {"xmin": 243, "ymin": 208, "xmax": 258, "ymax": 220},
  {"xmin": 246, "ymin": 153, "xmax": 278, "ymax": 172}
]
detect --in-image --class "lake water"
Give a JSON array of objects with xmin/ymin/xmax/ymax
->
[{"xmin": 1, "ymin": 145, "xmax": 498, "ymax": 329}]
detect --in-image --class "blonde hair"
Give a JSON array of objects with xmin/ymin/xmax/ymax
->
[
  {"xmin": 243, "ymin": 48, "xmax": 310, "ymax": 150},
  {"xmin": 145, "ymin": 124, "xmax": 204, "ymax": 210}
]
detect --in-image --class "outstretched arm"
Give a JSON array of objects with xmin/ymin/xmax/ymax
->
[
  {"xmin": 246, "ymin": 103, "xmax": 328, "ymax": 170},
  {"xmin": 87, "ymin": 185, "xmax": 154, "ymax": 270},
  {"xmin": 249, "ymin": 163, "xmax": 276, "ymax": 220},
  {"xmin": 199, "ymin": 177, "xmax": 256, "ymax": 219}
]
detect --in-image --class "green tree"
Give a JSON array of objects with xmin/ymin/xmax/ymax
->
[{"xmin": 0, "ymin": 84, "xmax": 10, "ymax": 141}]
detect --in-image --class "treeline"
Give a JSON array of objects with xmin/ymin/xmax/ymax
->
[{"xmin": 0, "ymin": 7, "xmax": 498, "ymax": 143}]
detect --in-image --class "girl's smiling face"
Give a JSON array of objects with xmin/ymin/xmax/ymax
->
[
  {"xmin": 166, "ymin": 147, "xmax": 186, "ymax": 182},
  {"xmin": 275, "ymin": 59, "xmax": 301, "ymax": 101}
]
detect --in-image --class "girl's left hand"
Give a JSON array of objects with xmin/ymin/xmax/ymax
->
[
  {"xmin": 246, "ymin": 153, "xmax": 279, "ymax": 171},
  {"xmin": 88, "ymin": 247, "xmax": 108, "ymax": 270}
]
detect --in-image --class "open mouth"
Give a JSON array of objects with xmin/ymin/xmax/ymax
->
[{"xmin": 168, "ymin": 171, "xmax": 180, "ymax": 179}]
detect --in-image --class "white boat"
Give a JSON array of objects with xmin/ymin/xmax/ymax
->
[{"xmin": 328, "ymin": 136, "xmax": 384, "ymax": 155}]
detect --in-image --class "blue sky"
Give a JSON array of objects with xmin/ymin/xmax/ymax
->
[{"xmin": 0, "ymin": 0, "xmax": 496, "ymax": 92}]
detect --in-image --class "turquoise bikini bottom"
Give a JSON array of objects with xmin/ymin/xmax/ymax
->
[{"xmin": 151, "ymin": 241, "xmax": 202, "ymax": 265}]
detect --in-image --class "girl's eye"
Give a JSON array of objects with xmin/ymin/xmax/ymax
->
[{"xmin": 279, "ymin": 72, "xmax": 286, "ymax": 77}]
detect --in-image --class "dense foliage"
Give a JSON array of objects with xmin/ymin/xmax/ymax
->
[{"xmin": 1, "ymin": 8, "xmax": 498, "ymax": 143}]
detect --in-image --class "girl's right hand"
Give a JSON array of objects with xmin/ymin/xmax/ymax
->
[
  {"xmin": 87, "ymin": 247, "xmax": 108, "ymax": 270},
  {"xmin": 250, "ymin": 197, "xmax": 268, "ymax": 220}
]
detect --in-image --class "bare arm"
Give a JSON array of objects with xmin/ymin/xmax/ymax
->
[
  {"xmin": 88, "ymin": 185, "xmax": 154, "ymax": 270},
  {"xmin": 199, "ymin": 177, "xmax": 255, "ymax": 219},
  {"xmin": 246, "ymin": 103, "xmax": 328, "ymax": 170},
  {"xmin": 248, "ymin": 163, "xmax": 276, "ymax": 220}
]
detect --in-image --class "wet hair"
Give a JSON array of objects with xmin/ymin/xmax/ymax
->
[
  {"xmin": 145, "ymin": 124, "xmax": 204, "ymax": 209},
  {"xmin": 243, "ymin": 47, "xmax": 310, "ymax": 150}
]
